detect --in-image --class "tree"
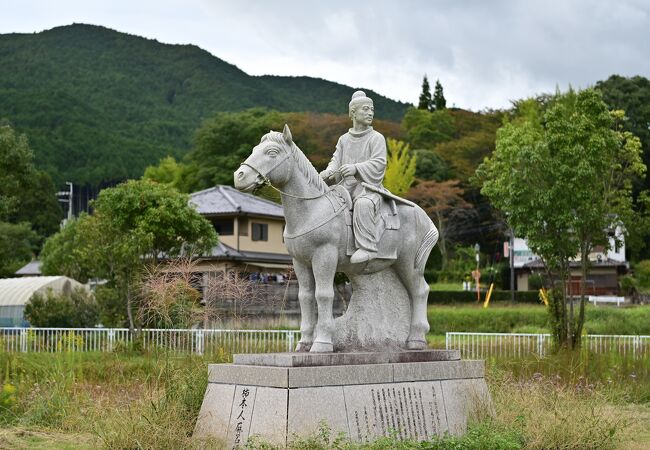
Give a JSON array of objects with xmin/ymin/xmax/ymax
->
[
  {"xmin": 413, "ymin": 149, "xmax": 450, "ymax": 181},
  {"xmin": 433, "ymin": 80, "xmax": 446, "ymax": 110},
  {"xmin": 401, "ymin": 108, "xmax": 455, "ymax": 150},
  {"xmin": 0, "ymin": 124, "xmax": 34, "ymax": 220},
  {"xmin": 143, "ymin": 156, "xmax": 184, "ymax": 188},
  {"xmin": 476, "ymin": 88, "xmax": 645, "ymax": 349},
  {"xmin": 41, "ymin": 179, "xmax": 218, "ymax": 329},
  {"xmin": 384, "ymin": 138, "xmax": 417, "ymax": 196},
  {"xmin": 0, "ymin": 222, "xmax": 39, "ymax": 278},
  {"xmin": 407, "ymin": 180, "xmax": 472, "ymax": 270},
  {"xmin": 418, "ymin": 75, "xmax": 433, "ymax": 111},
  {"xmin": 24, "ymin": 287, "xmax": 98, "ymax": 327},
  {"xmin": 597, "ymin": 75, "xmax": 650, "ymax": 259},
  {"xmin": 0, "ymin": 124, "xmax": 58, "ymax": 275},
  {"xmin": 183, "ymin": 109, "xmax": 286, "ymax": 191},
  {"xmin": 40, "ymin": 214, "xmax": 95, "ymax": 283}
]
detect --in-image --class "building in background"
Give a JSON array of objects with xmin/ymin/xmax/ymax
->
[
  {"xmin": 513, "ymin": 226, "xmax": 627, "ymax": 294},
  {"xmin": 0, "ymin": 276, "xmax": 87, "ymax": 326},
  {"xmin": 189, "ymin": 185, "xmax": 292, "ymax": 275}
]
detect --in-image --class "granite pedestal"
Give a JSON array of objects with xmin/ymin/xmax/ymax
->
[{"xmin": 194, "ymin": 350, "xmax": 491, "ymax": 447}]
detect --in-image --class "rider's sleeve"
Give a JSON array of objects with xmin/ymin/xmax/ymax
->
[{"xmin": 355, "ymin": 134, "xmax": 387, "ymax": 186}]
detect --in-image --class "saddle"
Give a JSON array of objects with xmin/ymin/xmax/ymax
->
[{"xmin": 327, "ymin": 185, "xmax": 402, "ymax": 260}]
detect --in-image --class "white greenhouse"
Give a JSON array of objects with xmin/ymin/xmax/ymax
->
[{"xmin": 0, "ymin": 276, "xmax": 85, "ymax": 327}]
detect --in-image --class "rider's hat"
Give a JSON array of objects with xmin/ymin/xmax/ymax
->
[{"xmin": 348, "ymin": 91, "xmax": 373, "ymax": 112}]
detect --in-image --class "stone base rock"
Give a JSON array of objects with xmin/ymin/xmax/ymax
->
[
  {"xmin": 333, "ymin": 268, "xmax": 411, "ymax": 352},
  {"xmin": 194, "ymin": 352, "xmax": 492, "ymax": 447}
]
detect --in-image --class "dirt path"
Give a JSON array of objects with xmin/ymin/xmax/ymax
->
[{"xmin": 0, "ymin": 428, "xmax": 97, "ymax": 450}]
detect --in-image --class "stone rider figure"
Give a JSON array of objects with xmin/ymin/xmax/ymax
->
[{"xmin": 320, "ymin": 91, "xmax": 387, "ymax": 264}]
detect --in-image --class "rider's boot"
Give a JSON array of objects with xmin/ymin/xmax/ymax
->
[{"xmin": 350, "ymin": 249, "xmax": 377, "ymax": 264}]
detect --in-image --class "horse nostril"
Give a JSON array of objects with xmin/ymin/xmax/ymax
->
[{"xmin": 237, "ymin": 171, "xmax": 244, "ymax": 179}]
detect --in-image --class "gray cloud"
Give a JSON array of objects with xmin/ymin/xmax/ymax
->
[{"xmin": 1, "ymin": 0, "xmax": 648, "ymax": 111}]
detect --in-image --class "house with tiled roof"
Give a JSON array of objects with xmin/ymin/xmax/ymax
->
[
  {"xmin": 189, "ymin": 185, "xmax": 292, "ymax": 274},
  {"xmin": 513, "ymin": 226, "xmax": 628, "ymax": 295}
]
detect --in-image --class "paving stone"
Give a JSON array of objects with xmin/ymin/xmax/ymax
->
[
  {"xmin": 208, "ymin": 364, "xmax": 288, "ymax": 387},
  {"xmin": 195, "ymin": 360, "xmax": 491, "ymax": 447},
  {"xmin": 234, "ymin": 350, "xmax": 460, "ymax": 367},
  {"xmin": 193, "ymin": 383, "xmax": 236, "ymax": 439},
  {"xmin": 288, "ymin": 386, "xmax": 349, "ymax": 440},
  {"xmin": 288, "ymin": 363, "xmax": 393, "ymax": 388},
  {"xmin": 440, "ymin": 378, "xmax": 490, "ymax": 436},
  {"xmin": 227, "ymin": 385, "xmax": 257, "ymax": 448},
  {"xmin": 248, "ymin": 387, "xmax": 288, "ymax": 446},
  {"xmin": 342, "ymin": 381, "xmax": 448, "ymax": 442},
  {"xmin": 393, "ymin": 360, "xmax": 484, "ymax": 382}
]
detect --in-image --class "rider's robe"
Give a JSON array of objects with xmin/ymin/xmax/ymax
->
[{"xmin": 324, "ymin": 127, "xmax": 387, "ymax": 252}]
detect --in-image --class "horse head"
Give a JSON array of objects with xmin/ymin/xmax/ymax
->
[{"xmin": 234, "ymin": 124, "xmax": 294, "ymax": 192}]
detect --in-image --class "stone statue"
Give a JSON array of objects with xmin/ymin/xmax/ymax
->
[
  {"xmin": 234, "ymin": 92, "xmax": 439, "ymax": 353},
  {"xmin": 320, "ymin": 91, "xmax": 387, "ymax": 264}
]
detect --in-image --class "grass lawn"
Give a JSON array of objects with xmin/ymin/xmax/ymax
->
[
  {"xmin": 426, "ymin": 303, "xmax": 650, "ymax": 335},
  {"xmin": 1, "ymin": 349, "xmax": 648, "ymax": 449},
  {"xmin": 429, "ymin": 282, "xmax": 464, "ymax": 291}
]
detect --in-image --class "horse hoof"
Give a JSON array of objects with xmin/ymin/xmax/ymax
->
[
  {"xmin": 295, "ymin": 342, "xmax": 312, "ymax": 352},
  {"xmin": 406, "ymin": 340, "xmax": 427, "ymax": 350},
  {"xmin": 309, "ymin": 341, "xmax": 334, "ymax": 353}
]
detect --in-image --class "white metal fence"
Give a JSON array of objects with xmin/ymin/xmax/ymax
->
[
  {"xmin": 445, "ymin": 332, "xmax": 650, "ymax": 359},
  {"xmin": 3, "ymin": 328, "xmax": 648, "ymax": 359},
  {"xmin": 0, "ymin": 327, "xmax": 300, "ymax": 355}
]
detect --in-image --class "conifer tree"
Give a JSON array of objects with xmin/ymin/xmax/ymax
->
[
  {"xmin": 433, "ymin": 79, "xmax": 446, "ymax": 110},
  {"xmin": 418, "ymin": 75, "xmax": 433, "ymax": 110}
]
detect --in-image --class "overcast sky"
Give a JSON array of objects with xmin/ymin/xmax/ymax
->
[{"xmin": 2, "ymin": 0, "xmax": 649, "ymax": 111}]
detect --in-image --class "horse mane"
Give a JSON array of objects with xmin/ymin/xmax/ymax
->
[{"xmin": 262, "ymin": 131, "xmax": 328, "ymax": 194}]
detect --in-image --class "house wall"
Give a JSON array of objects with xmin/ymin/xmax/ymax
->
[
  {"xmin": 215, "ymin": 216, "xmax": 288, "ymax": 255},
  {"xmin": 516, "ymin": 273, "xmax": 529, "ymax": 291},
  {"xmin": 516, "ymin": 267, "xmax": 620, "ymax": 294}
]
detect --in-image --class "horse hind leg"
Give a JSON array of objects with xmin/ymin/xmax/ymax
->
[
  {"xmin": 293, "ymin": 260, "xmax": 316, "ymax": 352},
  {"xmin": 395, "ymin": 264, "xmax": 431, "ymax": 350}
]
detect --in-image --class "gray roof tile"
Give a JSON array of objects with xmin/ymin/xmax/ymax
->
[{"xmin": 190, "ymin": 185, "xmax": 284, "ymax": 218}]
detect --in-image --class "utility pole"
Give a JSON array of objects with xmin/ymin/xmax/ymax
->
[
  {"xmin": 56, "ymin": 182, "xmax": 74, "ymax": 226},
  {"xmin": 474, "ymin": 243, "xmax": 481, "ymax": 302},
  {"xmin": 509, "ymin": 230, "xmax": 515, "ymax": 304}
]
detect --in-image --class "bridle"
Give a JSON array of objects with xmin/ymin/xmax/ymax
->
[
  {"xmin": 240, "ymin": 143, "xmax": 349, "ymax": 239},
  {"xmin": 240, "ymin": 146, "xmax": 332, "ymax": 200}
]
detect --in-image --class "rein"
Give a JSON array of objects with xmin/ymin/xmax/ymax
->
[
  {"xmin": 240, "ymin": 146, "xmax": 348, "ymax": 239},
  {"xmin": 240, "ymin": 151, "xmax": 336, "ymax": 201}
]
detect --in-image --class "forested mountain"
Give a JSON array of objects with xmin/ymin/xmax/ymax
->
[{"xmin": 0, "ymin": 24, "xmax": 410, "ymax": 185}]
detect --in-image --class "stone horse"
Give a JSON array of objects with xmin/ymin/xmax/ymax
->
[{"xmin": 234, "ymin": 125, "xmax": 438, "ymax": 353}]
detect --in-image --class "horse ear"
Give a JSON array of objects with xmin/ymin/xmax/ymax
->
[{"xmin": 282, "ymin": 124, "xmax": 293, "ymax": 145}]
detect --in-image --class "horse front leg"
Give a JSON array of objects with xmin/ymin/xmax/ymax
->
[
  {"xmin": 293, "ymin": 260, "xmax": 316, "ymax": 352},
  {"xmin": 310, "ymin": 246, "xmax": 338, "ymax": 353}
]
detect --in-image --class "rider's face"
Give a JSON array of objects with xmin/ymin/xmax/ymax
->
[{"xmin": 353, "ymin": 103, "xmax": 374, "ymax": 126}]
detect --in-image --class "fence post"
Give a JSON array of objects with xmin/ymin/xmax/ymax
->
[
  {"xmin": 537, "ymin": 334, "xmax": 544, "ymax": 357},
  {"xmin": 445, "ymin": 332, "xmax": 449, "ymax": 350},
  {"xmin": 107, "ymin": 329, "xmax": 115, "ymax": 352},
  {"xmin": 287, "ymin": 331, "xmax": 295, "ymax": 352},
  {"xmin": 195, "ymin": 330, "xmax": 204, "ymax": 356},
  {"xmin": 20, "ymin": 328, "xmax": 27, "ymax": 353}
]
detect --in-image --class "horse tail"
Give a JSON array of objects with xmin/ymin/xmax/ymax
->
[{"xmin": 413, "ymin": 207, "xmax": 439, "ymax": 273}]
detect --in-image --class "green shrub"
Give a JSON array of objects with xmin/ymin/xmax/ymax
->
[
  {"xmin": 634, "ymin": 260, "xmax": 650, "ymax": 287},
  {"xmin": 527, "ymin": 274, "xmax": 544, "ymax": 291},
  {"xmin": 428, "ymin": 290, "xmax": 540, "ymax": 304},
  {"xmin": 24, "ymin": 286, "xmax": 98, "ymax": 327}
]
